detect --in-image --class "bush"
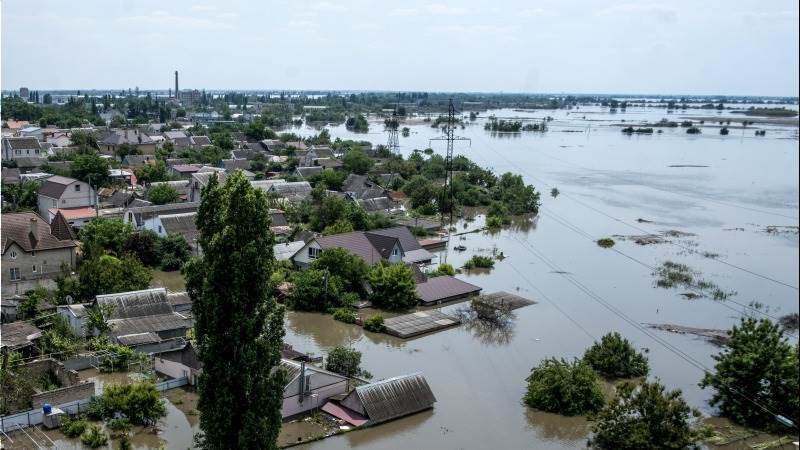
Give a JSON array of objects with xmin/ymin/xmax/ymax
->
[
  {"xmin": 524, "ymin": 358, "xmax": 605, "ymax": 416},
  {"xmin": 486, "ymin": 215, "xmax": 505, "ymax": 228},
  {"xmin": 428, "ymin": 263, "xmax": 455, "ymax": 277},
  {"xmin": 332, "ymin": 307, "xmax": 357, "ymax": 324},
  {"xmin": 589, "ymin": 381, "xmax": 701, "ymax": 449},
  {"xmin": 596, "ymin": 238, "xmax": 615, "ymax": 248},
  {"xmin": 80, "ymin": 425, "xmax": 108, "ymax": 448},
  {"xmin": 464, "ymin": 255, "xmax": 494, "ymax": 269},
  {"xmin": 700, "ymin": 318, "xmax": 799, "ymax": 431},
  {"xmin": 85, "ymin": 382, "xmax": 166, "ymax": 426},
  {"xmin": 583, "ymin": 332, "xmax": 649, "ymax": 378},
  {"xmin": 107, "ymin": 417, "xmax": 132, "ymax": 432},
  {"xmin": 686, "ymin": 126, "xmax": 701, "ymax": 134},
  {"xmin": 363, "ymin": 315, "xmax": 386, "ymax": 333},
  {"xmin": 61, "ymin": 416, "xmax": 88, "ymax": 438}
]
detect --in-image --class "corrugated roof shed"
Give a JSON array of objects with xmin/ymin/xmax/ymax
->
[
  {"xmin": 353, "ymin": 373, "xmax": 436, "ymax": 425},
  {"xmin": 96, "ymin": 288, "xmax": 173, "ymax": 320}
]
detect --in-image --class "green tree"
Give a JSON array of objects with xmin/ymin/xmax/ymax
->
[
  {"xmin": 583, "ymin": 332, "xmax": 649, "ymax": 379},
  {"xmin": 700, "ymin": 318, "xmax": 799, "ymax": 431},
  {"xmin": 158, "ymin": 233, "xmax": 191, "ymax": 271},
  {"xmin": 134, "ymin": 161, "xmax": 170, "ymax": 185},
  {"xmin": 367, "ymin": 263, "xmax": 417, "ymax": 310},
  {"xmin": 184, "ymin": 172, "xmax": 286, "ymax": 449},
  {"xmin": 79, "ymin": 254, "xmax": 151, "ymax": 299},
  {"xmin": 309, "ymin": 248, "xmax": 368, "ymax": 294},
  {"xmin": 322, "ymin": 218, "xmax": 354, "ymax": 235},
  {"xmin": 524, "ymin": 358, "xmax": 605, "ymax": 416},
  {"xmin": 70, "ymin": 130, "xmax": 99, "ymax": 149},
  {"xmin": 70, "ymin": 153, "xmax": 110, "ymax": 186},
  {"xmin": 428, "ymin": 263, "xmax": 455, "ymax": 277},
  {"xmin": 85, "ymin": 382, "xmax": 166, "ymax": 426},
  {"xmin": 79, "ymin": 218, "xmax": 134, "ymax": 259},
  {"xmin": 319, "ymin": 168, "xmax": 345, "ymax": 190},
  {"xmin": 589, "ymin": 381, "xmax": 701, "ymax": 449},
  {"xmin": 147, "ymin": 183, "xmax": 179, "ymax": 205},
  {"xmin": 114, "ymin": 143, "xmax": 140, "ymax": 160},
  {"xmin": 122, "ymin": 230, "xmax": 160, "ymax": 267},
  {"xmin": 343, "ymin": 148, "xmax": 373, "ymax": 175},
  {"xmin": 288, "ymin": 268, "xmax": 345, "ymax": 311},
  {"xmin": 1, "ymin": 180, "xmax": 40, "ymax": 212},
  {"xmin": 325, "ymin": 346, "xmax": 368, "ymax": 378},
  {"xmin": 492, "ymin": 172, "xmax": 541, "ymax": 215},
  {"xmin": 402, "ymin": 175, "xmax": 438, "ymax": 211}
]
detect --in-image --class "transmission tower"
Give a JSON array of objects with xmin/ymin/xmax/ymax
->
[
  {"xmin": 430, "ymin": 98, "xmax": 470, "ymax": 233},
  {"xmin": 385, "ymin": 97, "xmax": 400, "ymax": 153}
]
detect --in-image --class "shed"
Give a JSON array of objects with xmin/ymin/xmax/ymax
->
[
  {"xmin": 0, "ymin": 321, "xmax": 42, "ymax": 352},
  {"xmin": 415, "ymin": 276, "xmax": 482, "ymax": 305},
  {"xmin": 338, "ymin": 373, "xmax": 436, "ymax": 425}
]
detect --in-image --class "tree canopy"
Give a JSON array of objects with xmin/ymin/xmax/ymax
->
[
  {"xmin": 342, "ymin": 148, "xmax": 373, "ymax": 175},
  {"xmin": 185, "ymin": 172, "xmax": 285, "ymax": 449},
  {"xmin": 583, "ymin": 332, "xmax": 649, "ymax": 379},
  {"xmin": 700, "ymin": 318, "xmax": 799, "ymax": 432},
  {"xmin": 367, "ymin": 263, "xmax": 417, "ymax": 310},
  {"xmin": 524, "ymin": 358, "xmax": 605, "ymax": 416}
]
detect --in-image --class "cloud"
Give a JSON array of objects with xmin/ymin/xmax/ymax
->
[
  {"xmin": 426, "ymin": 3, "xmax": 471, "ymax": 16},
  {"xmin": 597, "ymin": 3, "xmax": 678, "ymax": 23}
]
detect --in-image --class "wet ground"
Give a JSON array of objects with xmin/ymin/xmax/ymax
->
[{"xmin": 24, "ymin": 105, "xmax": 796, "ymax": 449}]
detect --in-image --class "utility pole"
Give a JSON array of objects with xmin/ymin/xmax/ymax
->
[{"xmin": 430, "ymin": 99, "xmax": 470, "ymax": 234}]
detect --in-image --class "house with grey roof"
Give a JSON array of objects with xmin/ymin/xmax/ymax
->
[
  {"xmin": 295, "ymin": 166, "xmax": 323, "ymax": 179},
  {"xmin": 267, "ymin": 181, "xmax": 312, "ymax": 202},
  {"xmin": 122, "ymin": 201, "xmax": 199, "ymax": 230},
  {"xmin": 94, "ymin": 288, "xmax": 189, "ymax": 346},
  {"xmin": 37, "ymin": 175, "xmax": 96, "ymax": 220},
  {"xmin": 329, "ymin": 372, "xmax": 436, "ymax": 426},
  {"xmin": 342, "ymin": 174, "xmax": 388, "ymax": 200},
  {"xmin": 2, "ymin": 136, "xmax": 42, "ymax": 161},
  {"xmin": 122, "ymin": 154, "xmax": 155, "ymax": 167},
  {"xmin": 15, "ymin": 156, "xmax": 47, "ymax": 173},
  {"xmin": 1, "ymin": 212, "xmax": 77, "ymax": 297},
  {"xmin": 189, "ymin": 171, "xmax": 227, "ymax": 202},
  {"xmin": 221, "ymin": 158, "xmax": 252, "ymax": 172}
]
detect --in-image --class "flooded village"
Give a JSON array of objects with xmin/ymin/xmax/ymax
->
[{"xmin": 1, "ymin": 1, "xmax": 799, "ymax": 449}]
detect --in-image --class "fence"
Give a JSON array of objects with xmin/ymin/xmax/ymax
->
[{"xmin": 0, "ymin": 377, "xmax": 188, "ymax": 433}]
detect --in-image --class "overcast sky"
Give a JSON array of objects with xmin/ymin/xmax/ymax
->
[{"xmin": 2, "ymin": 0, "xmax": 798, "ymax": 96}]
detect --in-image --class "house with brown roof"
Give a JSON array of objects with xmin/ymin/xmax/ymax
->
[
  {"xmin": 170, "ymin": 164, "xmax": 202, "ymax": 179},
  {"xmin": 2, "ymin": 136, "xmax": 42, "ymax": 161},
  {"xmin": 1, "ymin": 212, "xmax": 77, "ymax": 297},
  {"xmin": 37, "ymin": 175, "xmax": 96, "ymax": 221},
  {"xmin": 99, "ymin": 129, "xmax": 156, "ymax": 156}
]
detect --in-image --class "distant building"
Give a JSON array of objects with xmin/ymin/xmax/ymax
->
[
  {"xmin": 19, "ymin": 87, "xmax": 29, "ymax": 99},
  {"xmin": 178, "ymin": 89, "xmax": 202, "ymax": 105},
  {"xmin": 99, "ymin": 129, "xmax": 156, "ymax": 156}
]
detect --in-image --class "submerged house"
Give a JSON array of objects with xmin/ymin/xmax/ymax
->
[{"xmin": 323, "ymin": 373, "xmax": 436, "ymax": 427}]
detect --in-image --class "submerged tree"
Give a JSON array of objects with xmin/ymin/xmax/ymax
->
[
  {"xmin": 185, "ymin": 172, "xmax": 286, "ymax": 449},
  {"xmin": 524, "ymin": 357, "xmax": 605, "ymax": 416},
  {"xmin": 589, "ymin": 381, "xmax": 701, "ymax": 449},
  {"xmin": 583, "ymin": 332, "xmax": 649, "ymax": 379}
]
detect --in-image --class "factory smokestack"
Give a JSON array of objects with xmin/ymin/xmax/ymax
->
[{"xmin": 174, "ymin": 70, "xmax": 179, "ymax": 98}]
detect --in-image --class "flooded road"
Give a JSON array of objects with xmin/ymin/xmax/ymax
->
[{"xmin": 285, "ymin": 105, "xmax": 799, "ymax": 449}]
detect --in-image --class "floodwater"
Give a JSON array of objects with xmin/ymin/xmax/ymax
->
[
  {"xmin": 284, "ymin": 105, "xmax": 799, "ymax": 449},
  {"xmin": 11, "ymin": 105, "xmax": 796, "ymax": 449}
]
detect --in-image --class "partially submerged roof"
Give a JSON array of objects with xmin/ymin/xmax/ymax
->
[
  {"xmin": 352, "ymin": 373, "xmax": 436, "ymax": 425},
  {"xmin": 415, "ymin": 276, "xmax": 482, "ymax": 305}
]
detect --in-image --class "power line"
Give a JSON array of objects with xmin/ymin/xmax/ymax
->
[
  {"xmin": 468, "ymin": 130, "xmax": 799, "ymax": 291},
  {"xmin": 506, "ymin": 233, "xmax": 794, "ymax": 426}
]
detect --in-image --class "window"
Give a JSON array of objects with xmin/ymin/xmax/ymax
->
[
  {"xmin": 75, "ymin": 184, "xmax": 81, "ymax": 192},
  {"xmin": 61, "ymin": 199, "xmax": 66, "ymax": 204},
  {"xmin": 158, "ymin": 225, "xmax": 162, "ymax": 233},
  {"xmin": 392, "ymin": 247, "xmax": 399, "ymax": 256},
  {"xmin": 15, "ymin": 149, "xmax": 21, "ymax": 155},
  {"xmin": 10, "ymin": 250, "xmax": 17, "ymax": 259},
  {"xmin": 308, "ymin": 247, "xmax": 321, "ymax": 259},
  {"xmin": 32, "ymin": 265, "xmax": 37, "ymax": 273},
  {"xmin": 52, "ymin": 199, "xmax": 57, "ymax": 207},
  {"xmin": 9, "ymin": 268, "xmax": 20, "ymax": 281}
]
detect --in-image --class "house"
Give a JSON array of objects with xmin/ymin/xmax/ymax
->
[
  {"xmin": 20, "ymin": 126, "xmax": 43, "ymax": 139},
  {"xmin": 57, "ymin": 304, "xmax": 89, "ymax": 338},
  {"xmin": 149, "ymin": 180, "xmax": 190, "ymax": 200},
  {"xmin": 156, "ymin": 212, "xmax": 199, "ymax": 249},
  {"xmin": 162, "ymin": 130, "xmax": 188, "ymax": 141},
  {"xmin": 2, "ymin": 167, "xmax": 21, "ymax": 185},
  {"xmin": 295, "ymin": 166, "xmax": 323, "ymax": 179},
  {"xmin": 2, "ymin": 136, "xmax": 42, "ymax": 161},
  {"xmin": 122, "ymin": 154, "xmax": 155, "ymax": 167},
  {"xmin": 122, "ymin": 202, "xmax": 199, "ymax": 230},
  {"xmin": 153, "ymin": 344, "xmax": 349, "ymax": 418},
  {"xmin": 274, "ymin": 241, "xmax": 305, "ymax": 262},
  {"xmin": 221, "ymin": 159, "xmax": 252, "ymax": 172},
  {"xmin": 260, "ymin": 139, "xmax": 285, "ymax": 153},
  {"xmin": 328, "ymin": 373, "xmax": 436, "ymax": 426},
  {"xmin": 0, "ymin": 321, "xmax": 43, "ymax": 355},
  {"xmin": 292, "ymin": 226, "xmax": 433, "ymax": 268},
  {"xmin": 47, "ymin": 206, "xmax": 97, "ymax": 228},
  {"xmin": 342, "ymin": 174, "xmax": 388, "ymax": 200},
  {"xmin": 166, "ymin": 292, "xmax": 192, "ymax": 313},
  {"xmin": 14, "ymin": 156, "xmax": 47, "ymax": 174},
  {"xmin": 415, "ymin": 274, "xmax": 482, "ymax": 306},
  {"xmin": 95, "ymin": 288, "xmax": 189, "ymax": 346},
  {"xmin": 267, "ymin": 181, "xmax": 313, "ymax": 202},
  {"xmin": 99, "ymin": 129, "xmax": 156, "ymax": 156},
  {"xmin": 109, "ymin": 168, "xmax": 135, "ymax": 186},
  {"xmin": 356, "ymin": 197, "xmax": 402, "ymax": 214},
  {"xmin": 37, "ymin": 175, "xmax": 96, "ymax": 220},
  {"xmin": 170, "ymin": 164, "xmax": 202, "ymax": 179},
  {"xmin": 191, "ymin": 136, "xmax": 212, "ymax": 147},
  {"xmin": 1, "ymin": 212, "xmax": 77, "ymax": 297},
  {"xmin": 189, "ymin": 171, "xmax": 227, "ymax": 202},
  {"xmin": 303, "ymin": 145, "xmax": 334, "ymax": 166}
]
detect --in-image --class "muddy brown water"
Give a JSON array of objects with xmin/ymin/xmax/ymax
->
[{"xmin": 11, "ymin": 106, "xmax": 792, "ymax": 449}]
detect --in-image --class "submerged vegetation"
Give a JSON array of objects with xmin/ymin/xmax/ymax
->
[
  {"xmin": 524, "ymin": 358, "xmax": 605, "ymax": 416},
  {"xmin": 583, "ymin": 332, "xmax": 649, "ymax": 379},
  {"xmin": 653, "ymin": 261, "xmax": 736, "ymax": 300},
  {"xmin": 596, "ymin": 238, "xmax": 615, "ymax": 248}
]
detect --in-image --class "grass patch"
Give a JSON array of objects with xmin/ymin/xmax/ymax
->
[{"xmin": 332, "ymin": 308, "xmax": 357, "ymax": 324}]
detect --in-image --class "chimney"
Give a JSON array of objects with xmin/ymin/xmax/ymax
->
[
  {"xmin": 29, "ymin": 217, "xmax": 38, "ymax": 237},
  {"xmin": 298, "ymin": 361, "xmax": 306, "ymax": 402},
  {"xmin": 175, "ymin": 70, "xmax": 179, "ymax": 97}
]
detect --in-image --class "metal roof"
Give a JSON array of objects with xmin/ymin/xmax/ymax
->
[
  {"xmin": 415, "ymin": 276, "xmax": 482, "ymax": 305},
  {"xmin": 354, "ymin": 373, "xmax": 436, "ymax": 425},
  {"xmin": 96, "ymin": 288, "xmax": 173, "ymax": 320}
]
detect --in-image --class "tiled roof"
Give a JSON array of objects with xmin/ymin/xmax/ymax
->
[
  {"xmin": 1, "ymin": 212, "xmax": 77, "ymax": 253},
  {"xmin": 222, "ymin": 159, "xmax": 252, "ymax": 171},
  {"xmin": 50, "ymin": 211, "xmax": 78, "ymax": 241},
  {"xmin": 160, "ymin": 212, "xmax": 198, "ymax": 241},
  {"xmin": 191, "ymin": 136, "xmax": 211, "ymax": 146},
  {"xmin": 48, "ymin": 207, "xmax": 97, "ymax": 220},
  {"xmin": 100, "ymin": 129, "xmax": 154, "ymax": 146}
]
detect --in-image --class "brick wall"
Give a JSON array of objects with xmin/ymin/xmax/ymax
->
[
  {"xmin": 31, "ymin": 382, "xmax": 95, "ymax": 409},
  {"xmin": 25, "ymin": 358, "xmax": 79, "ymax": 387}
]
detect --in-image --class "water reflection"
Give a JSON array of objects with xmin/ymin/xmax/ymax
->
[{"xmin": 524, "ymin": 409, "xmax": 591, "ymax": 444}]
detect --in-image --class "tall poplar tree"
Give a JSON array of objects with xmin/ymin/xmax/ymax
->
[{"xmin": 185, "ymin": 172, "xmax": 286, "ymax": 449}]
